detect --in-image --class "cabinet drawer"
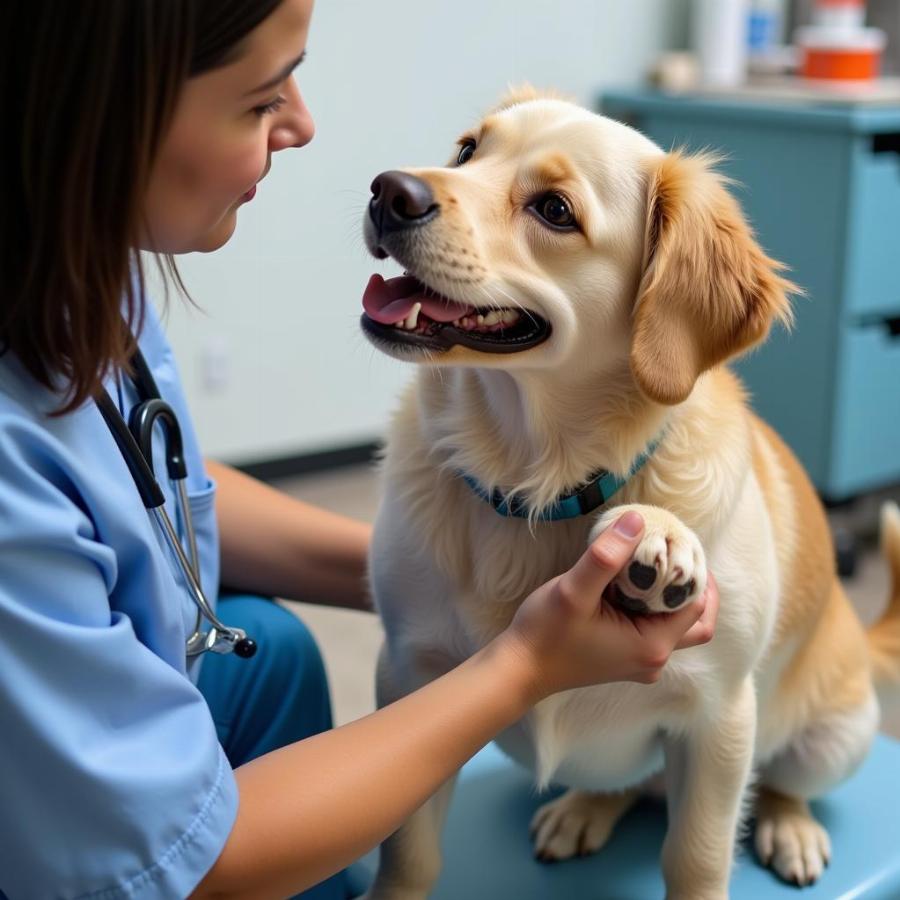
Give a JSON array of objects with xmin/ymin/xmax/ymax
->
[
  {"xmin": 830, "ymin": 320, "xmax": 900, "ymax": 496},
  {"xmin": 846, "ymin": 140, "xmax": 900, "ymax": 319}
]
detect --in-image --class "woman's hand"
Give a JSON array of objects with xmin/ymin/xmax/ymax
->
[{"xmin": 499, "ymin": 511, "xmax": 719, "ymax": 703}]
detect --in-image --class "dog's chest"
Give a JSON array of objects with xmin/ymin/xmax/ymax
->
[
  {"xmin": 459, "ymin": 511, "xmax": 594, "ymax": 637},
  {"xmin": 495, "ymin": 687, "xmax": 672, "ymax": 791}
]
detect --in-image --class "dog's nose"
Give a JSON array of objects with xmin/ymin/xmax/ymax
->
[{"xmin": 369, "ymin": 170, "xmax": 438, "ymax": 236}]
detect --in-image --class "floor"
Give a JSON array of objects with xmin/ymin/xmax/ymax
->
[{"xmin": 274, "ymin": 463, "xmax": 900, "ymax": 737}]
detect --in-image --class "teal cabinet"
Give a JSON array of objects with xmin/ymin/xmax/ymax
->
[{"xmin": 601, "ymin": 91, "xmax": 900, "ymax": 500}]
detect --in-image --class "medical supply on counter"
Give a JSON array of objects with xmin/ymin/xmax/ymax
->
[
  {"xmin": 796, "ymin": 24, "xmax": 886, "ymax": 80},
  {"xmin": 692, "ymin": 0, "xmax": 750, "ymax": 87},
  {"xmin": 748, "ymin": 0, "xmax": 786, "ymax": 58},
  {"xmin": 796, "ymin": 0, "xmax": 887, "ymax": 81},
  {"xmin": 813, "ymin": 0, "xmax": 867, "ymax": 29}
]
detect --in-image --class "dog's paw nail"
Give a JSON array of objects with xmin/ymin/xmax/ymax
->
[{"xmin": 628, "ymin": 560, "xmax": 657, "ymax": 590}]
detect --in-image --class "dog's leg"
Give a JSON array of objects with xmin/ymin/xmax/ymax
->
[
  {"xmin": 755, "ymin": 691, "xmax": 878, "ymax": 886},
  {"xmin": 362, "ymin": 643, "xmax": 459, "ymax": 900},
  {"xmin": 530, "ymin": 788, "xmax": 639, "ymax": 861},
  {"xmin": 662, "ymin": 677, "xmax": 757, "ymax": 900}
]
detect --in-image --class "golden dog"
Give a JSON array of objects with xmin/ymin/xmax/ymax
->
[{"xmin": 358, "ymin": 87, "xmax": 900, "ymax": 900}]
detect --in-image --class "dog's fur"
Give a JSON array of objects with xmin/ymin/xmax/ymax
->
[{"xmin": 360, "ymin": 89, "xmax": 900, "ymax": 900}]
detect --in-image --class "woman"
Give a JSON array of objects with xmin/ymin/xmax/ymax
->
[{"xmin": 0, "ymin": 1, "xmax": 718, "ymax": 898}]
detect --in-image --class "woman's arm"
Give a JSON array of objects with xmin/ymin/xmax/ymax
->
[
  {"xmin": 193, "ymin": 631, "xmax": 538, "ymax": 900},
  {"xmin": 206, "ymin": 459, "xmax": 372, "ymax": 610},
  {"xmin": 191, "ymin": 512, "xmax": 717, "ymax": 900}
]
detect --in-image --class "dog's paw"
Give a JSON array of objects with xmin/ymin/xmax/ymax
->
[
  {"xmin": 755, "ymin": 792, "xmax": 831, "ymax": 886},
  {"xmin": 591, "ymin": 504, "xmax": 706, "ymax": 615},
  {"xmin": 529, "ymin": 788, "xmax": 636, "ymax": 862}
]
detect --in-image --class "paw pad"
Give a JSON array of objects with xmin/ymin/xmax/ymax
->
[
  {"xmin": 628, "ymin": 561, "xmax": 657, "ymax": 590},
  {"xmin": 663, "ymin": 578, "xmax": 696, "ymax": 609}
]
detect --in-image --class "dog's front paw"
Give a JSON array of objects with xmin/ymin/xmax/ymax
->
[
  {"xmin": 591, "ymin": 505, "xmax": 706, "ymax": 615},
  {"xmin": 530, "ymin": 788, "xmax": 637, "ymax": 862}
]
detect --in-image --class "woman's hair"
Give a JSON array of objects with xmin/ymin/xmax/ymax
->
[{"xmin": 1, "ymin": 0, "xmax": 283, "ymax": 413}]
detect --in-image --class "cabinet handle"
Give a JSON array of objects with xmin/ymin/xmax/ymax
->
[{"xmin": 872, "ymin": 133, "xmax": 900, "ymax": 155}]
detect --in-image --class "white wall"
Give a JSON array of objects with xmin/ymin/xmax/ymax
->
[{"xmin": 161, "ymin": 0, "xmax": 688, "ymax": 463}]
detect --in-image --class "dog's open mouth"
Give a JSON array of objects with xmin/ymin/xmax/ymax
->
[{"xmin": 360, "ymin": 273, "xmax": 551, "ymax": 354}]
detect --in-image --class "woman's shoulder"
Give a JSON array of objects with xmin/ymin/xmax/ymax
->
[
  {"xmin": 0, "ymin": 331, "xmax": 126, "ymax": 520},
  {"xmin": 0, "ymin": 358, "xmax": 93, "ymax": 524}
]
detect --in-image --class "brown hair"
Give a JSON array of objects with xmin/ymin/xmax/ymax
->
[{"xmin": 1, "ymin": 0, "xmax": 283, "ymax": 413}]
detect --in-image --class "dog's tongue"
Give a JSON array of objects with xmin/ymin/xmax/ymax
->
[{"xmin": 363, "ymin": 274, "xmax": 473, "ymax": 325}]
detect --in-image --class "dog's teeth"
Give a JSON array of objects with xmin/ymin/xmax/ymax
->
[
  {"xmin": 476, "ymin": 314, "xmax": 485, "ymax": 325},
  {"xmin": 502, "ymin": 310, "xmax": 520, "ymax": 325},
  {"xmin": 404, "ymin": 302, "xmax": 422, "ymax": 331},
  {"xmin": 483, "ymin": 311, "xmax": 501, "ymax": 326}
]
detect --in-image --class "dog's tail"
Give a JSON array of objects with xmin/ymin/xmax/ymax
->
[{"xmin": 867, "ymin": 501, "xmax": 900, "ymax": 689}]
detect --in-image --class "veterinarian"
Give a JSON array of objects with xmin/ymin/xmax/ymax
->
[{"xmin": 0, "ymin": 1, "xmax": 719, "ymax": 898}]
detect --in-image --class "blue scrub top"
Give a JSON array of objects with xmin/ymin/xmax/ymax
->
[{"xmin": 0, "ymin": 305, "xmax": 238, "ymax": 898}]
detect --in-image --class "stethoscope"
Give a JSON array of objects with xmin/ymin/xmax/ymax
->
[{"xmin": 95, "ymin": 347, "xmax": 257, "ymax": 660}]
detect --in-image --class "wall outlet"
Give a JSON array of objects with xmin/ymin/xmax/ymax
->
[{"xmin": 200, "ymin": 335, "xmax": 231, "ymax": 393}]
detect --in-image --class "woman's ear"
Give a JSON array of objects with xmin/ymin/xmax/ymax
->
[{"xmin": 630, "ymin": 151, "xmax": 796, "ymax": 406}]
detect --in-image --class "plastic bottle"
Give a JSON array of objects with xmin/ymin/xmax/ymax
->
[
  {"xmin": 692, "ymin": 0, "xmax": 750, "ymax": 87},
  {"xmin": 748, "ymin": 0, "xmax": 786, "ymax": 56}
]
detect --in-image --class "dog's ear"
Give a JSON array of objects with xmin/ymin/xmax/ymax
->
[{"xmin": 630, "ymin": 151, "xmax": 795, "ymax": 406}]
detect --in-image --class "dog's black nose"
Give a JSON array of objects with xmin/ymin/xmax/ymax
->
[{"xmin": 369, "ymin": 170, "xmax": 438, "ymax": 236}]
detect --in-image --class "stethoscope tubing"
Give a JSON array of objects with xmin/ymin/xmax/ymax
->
[
  {"xmin": 95, "ymin": 346, "xmax": 256, "ymax": 660},
  {"xmin": 172, "ymin": 478, "xmax": 206, "ymax": 651}
]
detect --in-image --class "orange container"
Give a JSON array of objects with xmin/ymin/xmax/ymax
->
[
  {"xmin": 802, "ymin": 47, "xmax": 881, "ymax": 79},
  {"xmin": 795, "ymin": 26, "xmax": 886, "ymax": 81}
]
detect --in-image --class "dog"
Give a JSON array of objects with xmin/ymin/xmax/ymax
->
[{"xmin": 357, "ymin": 86, "xmax": 900, "ymax": 900}]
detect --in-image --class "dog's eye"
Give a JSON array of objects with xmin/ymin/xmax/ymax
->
[
  {"xmin": 457, "ymin": 140, "xmax": 476, "ymax": 166},
  {"xmin": 534, "ymin": 193, "xmax": 576, "ymax": 230}
]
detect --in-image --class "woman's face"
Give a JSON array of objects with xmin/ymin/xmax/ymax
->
[{"xmin": 142, "ymin": 0, "xmax": 315, "ymax": 254}]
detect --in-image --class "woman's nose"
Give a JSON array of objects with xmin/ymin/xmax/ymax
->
[{"xmin": 269, "ymin": 78, "xmax": 315, "ymax": 152}]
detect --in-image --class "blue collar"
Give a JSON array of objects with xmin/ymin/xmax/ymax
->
[{"xmin": 462, "ymin": 435, "xmax": 663, "ymax": 521}]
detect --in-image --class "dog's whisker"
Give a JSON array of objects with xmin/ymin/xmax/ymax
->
[
  {"xmin": 484, "ymin": 283, "xmax": 540, "ymax": 327},
  {"xmin": 475, "ymin": 285, "xmax": 504, "ymax": 314}
]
